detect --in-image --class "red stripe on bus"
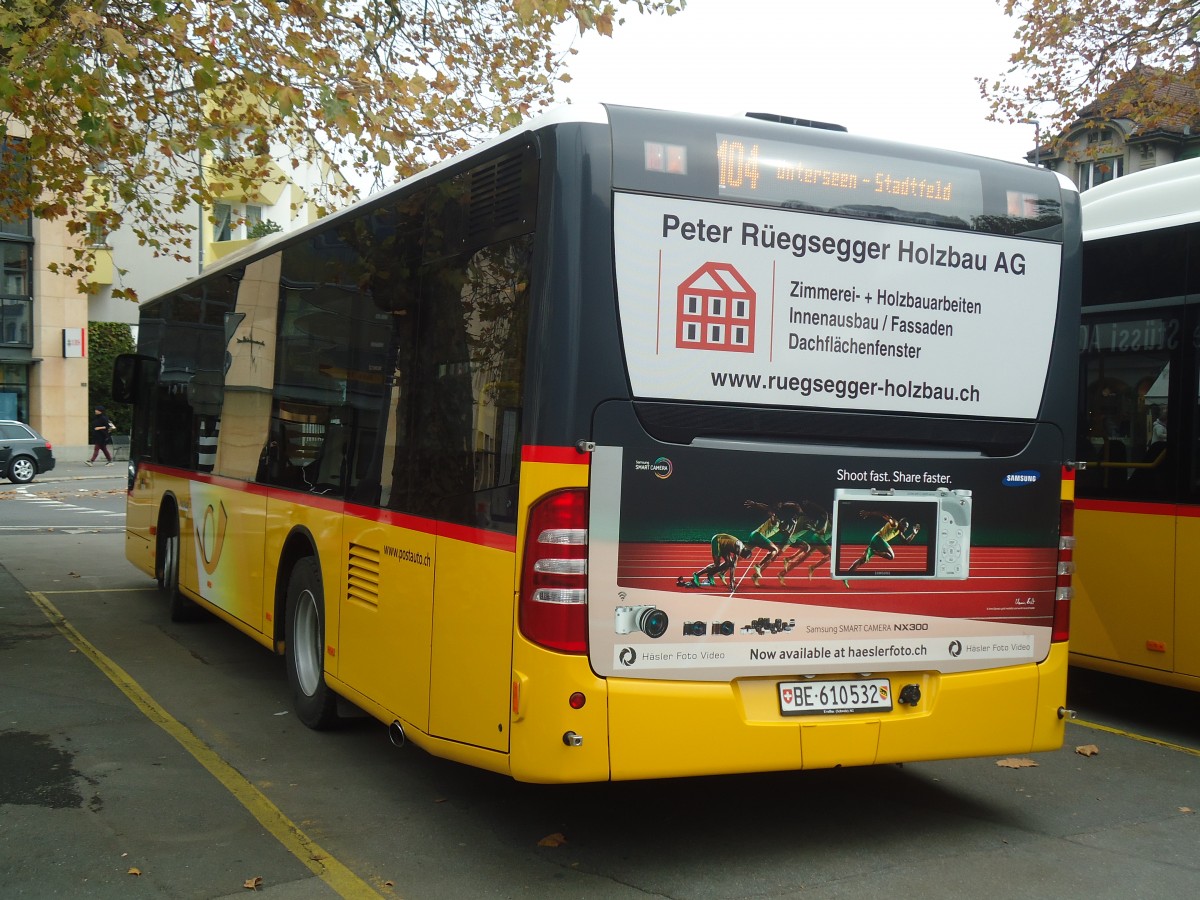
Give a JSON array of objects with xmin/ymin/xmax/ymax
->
[
  {"xmin": 521, "ymin": 445, "xmax": 588, "ymax": 465},
  {"xmin": 139, "ymin": 463, "xmax": 516, "ymax": 551},
  {"xmin": 1075, "ymin": 498, "xmax": 1180, "ymax": 516}
]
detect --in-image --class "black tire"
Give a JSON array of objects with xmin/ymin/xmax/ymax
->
[
  {"xmin": 8, "ymin": 455, "xmax": 36, "ymax": 484},
  {"xmin": 285, "ymin": 558, "xmax": 338, "ymax": 729},
  {"xmin": 157, "ymin": 510, "xmax": 199, "ymax": 622}
]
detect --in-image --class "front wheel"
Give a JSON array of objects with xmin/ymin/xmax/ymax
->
[
  {"xmin": 8, "ymin": 456, "xmax": 36, "ymax": 484},
  {"xmin": 285, "ymin": 558, "xmax": 338, "ymax": 729}
]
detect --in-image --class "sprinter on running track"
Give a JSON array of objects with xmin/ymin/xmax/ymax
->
[
  {"xmin": 677, "ymin": 533, "xmax": 753, "ymax": 588},
  {"xmin": 844, "ymin": 509, "xmax": 921, "ymax": 580}
]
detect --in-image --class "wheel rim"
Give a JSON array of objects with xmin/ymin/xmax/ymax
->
[
  {"xmin": 162, "ymin": 532, "xmax": 179, "ymax": 588},
  {"xmin": 294, "ymin": 589, "xmax": 322, "ymax": 697},
  {"xmin": 11, "ymin": 458, "xmax": 34, "ymax": 482}
]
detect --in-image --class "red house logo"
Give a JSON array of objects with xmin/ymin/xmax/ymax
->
[{"xmin": 675, "ymin": 262, "xmax": 756, "ymax": 353}]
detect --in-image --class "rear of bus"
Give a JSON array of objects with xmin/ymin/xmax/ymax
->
[{"xmin": 511, "ymin": 106, "xmax": 1080, "ymax": 781}]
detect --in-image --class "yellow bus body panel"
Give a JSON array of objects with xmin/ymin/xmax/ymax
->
[
  {"xmin": 187, "ymin": 481, "xmax": 268, "ymax": 631},
  {"xmin": 602, "ymin": 644, "xmax": 1066, "ymax": 780},
  {"xmin": 1173, "ymin": 513, "xmax": 1200, "ymax": 680},
  {"xmin": 428, "ymin": 536, "xmax": 515, "ymax": 753},
  {"xmin": 125, "ymin": 467, "xmax": 158, "ymax": 579},
  {"xmin": 502, "ymin": 642, "xmax": 1068, "ymax": 783},
  {"xmin": 508, "ymin": 639, "xmax": 612, "ymax": 783},
  {"xmin": 1073, "ymin": 506, "xmax": 1175, "ymax": 672},
  {"xmin": 337, "ymin": 514, "xmax": 436, "ymax": 733}
]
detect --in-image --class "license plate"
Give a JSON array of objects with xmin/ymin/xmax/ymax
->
[{"xmin": 778, "ymin": 678, "xmax": 892, "ymax": 716}]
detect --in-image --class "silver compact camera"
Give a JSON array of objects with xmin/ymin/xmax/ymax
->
[
  {"xmin": 614, "ymin": 604, "xmax": 669, "ymax": 639},
  {"xmin": 832, "ymin": 487, "xmax": 972, "ymax": 580}
]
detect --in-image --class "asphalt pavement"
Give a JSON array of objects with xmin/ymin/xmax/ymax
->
[
  {"xmin": 0, "ymin": 467, "xmax": 352, "ymax": 898},
  {"xmin": 3, "ymin": 457, "xmax": 1200, "ymax": 899}
]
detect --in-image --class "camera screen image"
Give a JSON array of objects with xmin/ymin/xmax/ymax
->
[{"xmin": 832, "ymin": 489, "xmax": 972, "ymax": 580}]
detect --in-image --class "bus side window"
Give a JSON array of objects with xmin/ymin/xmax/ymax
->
[
  {"xmin": 1077, "ymin": 320, "xmax": 1175, "ymax": 501},
  {"xmin": 384, "ymin": 151, "xmax": 535, "ymax": 535}
]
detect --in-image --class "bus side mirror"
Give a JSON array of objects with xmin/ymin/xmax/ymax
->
[{"xmin": 112, "ymin": 353, "xmax": 158, "ymax": 404}]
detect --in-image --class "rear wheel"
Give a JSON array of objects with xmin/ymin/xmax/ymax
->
[
  {"xmin": 157, "ymin": 509, "xmax": 199, "ymax": 622},
  {"xmin": 8, "ymin": 455, "xmax": 36, "ymax": 484},
  {"xmin": 285, "ymin": 558, "xmax": 338, "ymax": 729}
]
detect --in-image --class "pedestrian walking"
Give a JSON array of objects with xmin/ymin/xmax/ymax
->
[{"xmin": 87, "ymin": 406, "xmax": 115, "ymax": 466}]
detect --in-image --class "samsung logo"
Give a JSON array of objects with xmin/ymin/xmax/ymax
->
[{"xmin": 1003, "ymin": 470, "xmax": 1040, "ymax": 487}]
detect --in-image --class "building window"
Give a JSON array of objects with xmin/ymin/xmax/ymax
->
[
  {"xmin": 1080, "ymin": 157, "xmax": 1124, "ymax": 191},
  {"xmin": 0, "ymin": 361, "xmax": 30, "ymax": 421},
  {"xmin": 0, "ymin": 137, "xmax": 32, "ymax": 237},
  {"xmin": 86, "ymin": 211, "xmax": 109, "ymax": 248},
  {"xmin": 213, "ymin": 203, "xmax": 233, "ymax": 242},
  {"xmin": 2, "ymin": 241, "xmax": 29, "ymax": 296}
]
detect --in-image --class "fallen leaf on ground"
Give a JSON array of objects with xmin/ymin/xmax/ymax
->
[
  {"xmin": 1075, "ymin": 744, "xmax": 1100, "ymax": 757},
  {"xmin": 243, "ymin": 876, "xmax": 262, "ymax": 890},
  {"xmin": 995, "ymin": 757, "xmax": 1039, "ymax": 768},
  {"xmin": 128, "ymin": 867, "xmax": 141, "ymax": 876},
  {"xmin": 1180, "ymin": 807, "xmax": 1194, "ymax": 814},
  {"xmin": 538, "ymin": 832, "xmax": 568, "ymax": 847}
]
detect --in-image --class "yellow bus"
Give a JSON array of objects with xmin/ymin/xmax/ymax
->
[
  {"xmin": 1074, "ymin": 157, "xmax": 1200, "ymax": 692},
  {"xmin": 114, "ymin": 105, "xmax": 1081, "ymax": 782}
]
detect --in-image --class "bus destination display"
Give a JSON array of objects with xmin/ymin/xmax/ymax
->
[{"xmin": 717, "ymin": 133, "xmax": 984, "ymax": 223}]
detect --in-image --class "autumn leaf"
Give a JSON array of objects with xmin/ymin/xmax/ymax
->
[
  {"xmin": 1075, "ymin": 744, "xmax": 1100, "ymax": 757},
  {"xmin": 538, "ymin": 832, "xmax": 568, "ymax": 847},
  {"xmin": 243, "ymin": 875, "xmax": 263, "ymax": 890},
  {"xmin": 996, "ymin": 757, "xmax": 1039, "ymax": 769},
  {"xmin": 0, "ymin": 0, "xmax": 686, "ymax": 294},
  {"xmin": 127, "ymin": 867, "xmax": 142, "ymax": 876},
  {"xmin": 982, "ymin": 1, "xmax": 1200, "ymax": 143},
  {"xmin": 1179, "ymin": 807, "xmax": 1194, "ymax": 814}
]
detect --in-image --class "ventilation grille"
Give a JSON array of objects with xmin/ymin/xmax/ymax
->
[
  {"xmin": 468, "ymin": 152, "xmax": 527, "ymax": 240},
  {"xmin": 347, "ymin": 543, "xmax": 381, "ymax": 609}
]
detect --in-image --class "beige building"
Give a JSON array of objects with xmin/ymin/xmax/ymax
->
[
  {"xmin": 0, "ymin": 126, "xmax": 340, "ymax": 452},
  {"xmin": 1, "ymin": 148, "xmax": 89, "ymax": 448}
]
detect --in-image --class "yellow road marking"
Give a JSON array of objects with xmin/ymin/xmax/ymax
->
[
  {"xmin": 40, "ymin": 588, "xmax": 159, "ymax": 594},
  {"xmin": 29, "ymin": 591, "xmax": 388, "ymax": 899},
  {"xmin": 1071, "ymin": 717, "xmax": 1200, "ymax": 758}
]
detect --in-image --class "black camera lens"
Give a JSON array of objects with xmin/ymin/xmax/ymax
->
[
  {"xmin": 683, "ymin": 621, "xmax": 706, "ymax": 637},
  {"xmin": 637, "ymin": 607, "xmax": 669, "ymax": 639}
]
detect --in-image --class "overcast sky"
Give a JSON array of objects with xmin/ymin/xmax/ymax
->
[{"xmin": 555, "ymin": 0, "xmax": 1037, "ymax": 165}]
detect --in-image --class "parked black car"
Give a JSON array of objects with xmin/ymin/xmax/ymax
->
[{"xmin": 0, "ymin": 420, "xmax": 56, "ymax": 484}]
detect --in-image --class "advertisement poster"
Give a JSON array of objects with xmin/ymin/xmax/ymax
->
[
  {"xmin": 612, "ymin": 192, "xmax": 1063, "ymax": 420},
  {"xmin": 596, "ymin": 192, "xmax": 1065, "ymax": 684},
  {"xmin": 587, "ymin": 445, "xmax": 1060, "ymax": 682}
]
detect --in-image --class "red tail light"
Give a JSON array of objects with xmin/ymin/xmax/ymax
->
[
  {"xmin": 1053, "ymin": 499, "xmax": 1074, "ymax": 642},
  {"xmin": 519, "ymin": 489, "xmax": 588, "ymax": 654}
]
